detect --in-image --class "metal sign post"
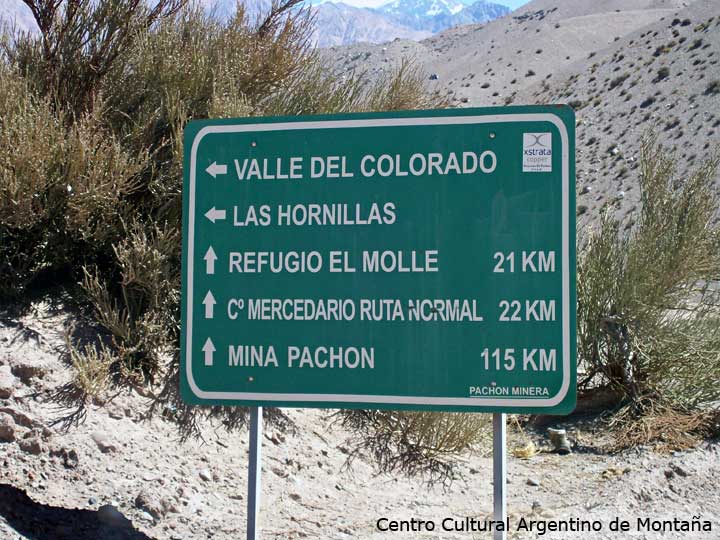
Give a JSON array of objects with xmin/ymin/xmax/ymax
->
[
  {"xmin": 247, "ymin": 406, "xmax": 263, "ymax": 540},
  {"xmin": 493, "ymin": 413, "xmax": 507, "ymax": 540}
]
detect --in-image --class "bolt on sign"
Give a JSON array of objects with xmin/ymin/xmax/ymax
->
[{"xmin": 181, "ymin": 106, "xmax": 576, "ymax": 413}]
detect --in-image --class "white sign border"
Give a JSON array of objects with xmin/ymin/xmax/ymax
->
[{"xmin": 185, "ymin": 113, "xmax": 572, "ymax": 408}]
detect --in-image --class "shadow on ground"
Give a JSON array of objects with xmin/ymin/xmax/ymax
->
[{"xmin": 0, "ymin": 484, "xmax": 153, "ymax": 540}]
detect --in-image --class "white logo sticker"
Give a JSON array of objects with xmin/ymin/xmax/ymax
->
[{"xmin": 523, "ymin": 132, "xmax": 552, "ymax": 172}]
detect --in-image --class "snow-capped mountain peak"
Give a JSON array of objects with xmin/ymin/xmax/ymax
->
[
  {"xmin": 380, "ymin": 0, "xmax": 466, "ymax": 18},
  {"xmin": 1, "ymin": 0, "xmax": 510, "ymax": 48},
  {"xmin": 376, "ymin": 0, "xmax": 509, "ymax": 34}
]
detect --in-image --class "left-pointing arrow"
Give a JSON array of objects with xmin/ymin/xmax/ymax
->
[
  {"xmin": 202, "ymin": 290, "xmax": 216, "ymax": 319},
  {"xmin": 206, "ymin": 162, "xmax": 227, "ymax": 178},
  {"xmin": 205, "ymin": 207, "xmax": 226, "ymax": 223},
  {"xmin": 202, "ymin": 338, "xmax": 215, "ymax": 366}
]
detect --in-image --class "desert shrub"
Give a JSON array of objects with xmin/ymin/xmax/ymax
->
[
  {"xmin": 639, "ymin": 96, "xmax": 655, "ymax": 108},
  {"xmin": 705, "ymin": 80, "xmax": 720, "ymax": 96},
  {"xmin": 654, "ymin": 66, "xmax": 670, "ymax": 82},
  {"xmin": 100, "ymin": 2, "xmax": 313, "ymax": 136},
  {"xmin": 3, "ymin": 0, "xmax": 466, "ymax": 470},
  {"xmin": 7, "ymin": 0, "xmax": 187, "ymax": 116},
  {"xmin": 577, "ymin": 134, "xmax": 720, "ymax": 417},
  {"xmin": 689, "ymin": 38, "xmax": 703, "ymax": 51},
  {"xmin": 0, "ymin": 66, "xmax": 65, "ymax": 298},
  {"xmin": 337, "ymin": 409, "xmax": 491, "ymax": 484},
  {"xmin": 81, "ymin": 219, "xmax": 181, "ymax": 384},
  {"xmin": 368, "ymin": 60, "xmax": 449, "ymax": 111},
  {"xmin": 259, "ymin": 61, "xmax": 368, "ymax": 116},
  {"xmin": 258, "ymin": 58, "xmax": 447, "ymax": 117},
  {"xmin": 609, "ymin": 73, "xmax": 629, "ymax": 90},
  {"xmin": 0, "ymin": 65, "xmax": 148, "ymax": 300}
]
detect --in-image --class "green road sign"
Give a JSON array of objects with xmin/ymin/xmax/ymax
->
[{"xmin": 181, "ymin": 106, "xmax": 576, "ymax": 413}]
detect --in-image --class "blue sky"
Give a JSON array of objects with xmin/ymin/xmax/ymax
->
[
  {"xmin": 499, "ymin": 0, "xmax": 530, "ymax": 8},
  {"xmin": 316, "ymin": 0, "xmax": 529, "ymax": 9}
]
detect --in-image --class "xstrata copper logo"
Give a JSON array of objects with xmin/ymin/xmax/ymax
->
[{"xmin": 523, "ymin": 132, "xmax": 552, "ymax": 172}]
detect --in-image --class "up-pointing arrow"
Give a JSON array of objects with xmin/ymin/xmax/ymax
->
[
  {"xmin": 204, "ymin": 246, "xmax": 217, "ymax": 274},
  {"xmin": 202, "ymin": 290, "xmax": 216, "ymax": 319},
  {"xmin": 202, "ymin": 338, "xmax": 216, "ymax": 366},
  {"xmin": 205, "ymin": 207, "xmax": 226, "ymax": 223},
  {"xmin": 206, "ymin": 162, "xmax": 227, "ymax": 178}
]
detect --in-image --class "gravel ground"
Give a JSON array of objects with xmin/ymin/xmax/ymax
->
[{"xmin": 0, "ymin": 304, "xmax": 718, "ymax": 540}]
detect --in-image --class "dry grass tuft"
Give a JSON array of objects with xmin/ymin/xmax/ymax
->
[
  {"xmin": 336, "ymin": 409, "xmax": 491, "ymax": 485},
  {"xmin": 608, "ymin": 399, "xmax": 719, "ymax": 453}
]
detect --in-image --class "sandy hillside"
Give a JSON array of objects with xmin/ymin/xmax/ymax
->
[
  {"xmin": 323, "ymin": 0, "xmax": 693, "ymax": 102},
  {"xmin": 323, "ymin": 0, "xmax": 720, "ymax": 227},
  {"xmin": 1, "ymin": 305, "xmax": 719, "ymax": 540},
  {"xmin": 514, "ymin": 0, "xmax": 720, "ymax": 227}
]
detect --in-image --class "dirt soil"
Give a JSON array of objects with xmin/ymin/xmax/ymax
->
[{"xmin": 1, "ymin": 304, "xmax": 719, "ymax": 540}]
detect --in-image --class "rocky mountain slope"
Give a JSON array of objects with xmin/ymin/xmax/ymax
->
[
  {"xmin": 378, "ymin": 0, "xmax": 509, "ymax": 33},
  {"xmin": 0, "ymin": 0, "xmax": 509, "ymax": 47},
  {"xmin": 515, "ymin": 0, "xmax": 720, "ymax": 226},
  {"xmin": 312, "ymin": 2, "xmax": 432, "ymax": 47},
  {"xmin": 323, "ymin": 0, "xmax": 720, "ymax": 226}
]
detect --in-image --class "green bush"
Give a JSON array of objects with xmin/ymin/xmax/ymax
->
[
  {"xmin": 577, "ymin": 134, "xmax": 720, "ymax": 412},
  {"xmin": 7, "ymin": 0, "xmax": 187, "ymax": 116},
  {"xmin": 3, "ymin": 1, "xmax": 472, "ymax": 471},
  {"xmin": 0, "ymin": 65, "xmax": 147, "ymax": 299}
]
